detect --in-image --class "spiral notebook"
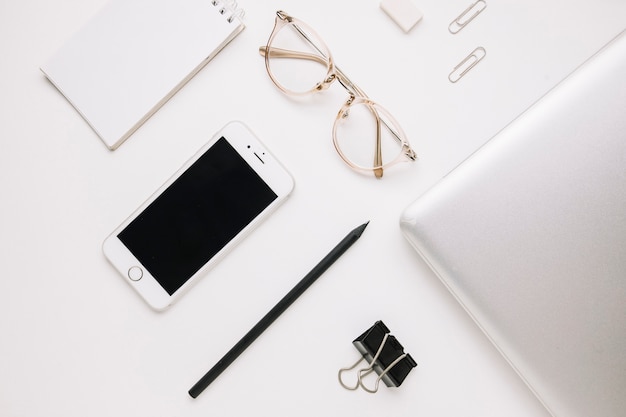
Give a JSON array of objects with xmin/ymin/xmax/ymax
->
[{"xmin": 40, "ymin": 0, "xmax": 245, "ymax": 150}]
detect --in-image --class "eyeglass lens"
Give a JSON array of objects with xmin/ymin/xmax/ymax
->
[
  {"xmin": 334, "ymin": 100, "xmax": 408, "ymax": 171},
  {"xmin": 266, "ymin": 20, "xmax": 332, "ymax": 95}
]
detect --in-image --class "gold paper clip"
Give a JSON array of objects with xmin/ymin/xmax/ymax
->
[
  {"xmin": 448, "ymin": 0, "xmax": 487, "ymax": 34},
  {"xmin": 448, "ymin": 46, "xmax": 486, "ymax": 83}
]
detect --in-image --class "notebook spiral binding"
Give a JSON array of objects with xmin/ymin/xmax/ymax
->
[{"xmin": 212, "ymin": 0, "xmax": 245, "ymax": 23}]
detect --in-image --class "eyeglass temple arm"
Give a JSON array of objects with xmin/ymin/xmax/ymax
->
[
  {"xmin": 259, "ymin": 46, "xmax": 372, "ymax": 104},
  {"xmin": 258, "ymin": 46, "xmax": 365, "ymax": 96},
  {"xmin": 259, "ymin": 46, "xmax": 328, "ymax": 67}
]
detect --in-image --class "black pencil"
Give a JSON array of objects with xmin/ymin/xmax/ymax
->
[{"xmin": 188, "ymin": 221, "xmax": 369, "ymax": 398}]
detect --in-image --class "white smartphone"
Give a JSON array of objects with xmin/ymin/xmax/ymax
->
[{"xmin": 103, "ymin": 121, "xmax": 295, "ymax": 310}]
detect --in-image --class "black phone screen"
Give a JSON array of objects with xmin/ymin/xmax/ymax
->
[{"xmin": 118, "ymin": 137, "xmax": 278, "ymax": 295}]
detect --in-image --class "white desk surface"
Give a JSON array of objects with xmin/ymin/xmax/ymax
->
[{"xmin": 1, "ymin": 1, "xmax": 624, "ymax": 415}]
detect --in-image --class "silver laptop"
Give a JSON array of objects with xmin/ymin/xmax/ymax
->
[{"xmin": 400, "ymin": 30, "xmax": 626, "ymax": 417}]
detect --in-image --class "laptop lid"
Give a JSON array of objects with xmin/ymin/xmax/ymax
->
[{"xmin": 400, "ymin": 30, "xmax": 626, "ymax": 417}]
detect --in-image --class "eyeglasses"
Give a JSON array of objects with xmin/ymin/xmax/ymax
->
[{"xmin": 259, "ymin": 11, "xmax": 417, "ymax": 179}]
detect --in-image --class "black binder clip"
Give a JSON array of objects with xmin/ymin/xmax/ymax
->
[{"xmin": 338, "ymin": 320, "xmax": 417, "ymax": 393}]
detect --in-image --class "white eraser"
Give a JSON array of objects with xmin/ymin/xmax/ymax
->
[{"xmin": 380, "ymin": 0, "xmax": 423, "ymax": 33}]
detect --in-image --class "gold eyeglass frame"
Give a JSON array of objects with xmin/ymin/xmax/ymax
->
[{"xmin": 259, "ymin": 11, "xmax": 417, "ymax": 179}]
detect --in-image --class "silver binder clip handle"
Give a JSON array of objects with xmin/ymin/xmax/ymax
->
[
  {"xmin": 339, "ymin": 333, "xmax": 401, "ymax": 393},
  {"xmin": 359, "ymin": 353, "xmax": 409, "ymax": 393},
  {"xmin": 338, "ymin": 356, "xmax": 366, "ymax": 390}
]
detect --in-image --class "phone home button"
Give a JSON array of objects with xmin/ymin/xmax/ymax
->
[{"xmin": 128, "ymin": 266, "xmax": 143, "ymax": 281}]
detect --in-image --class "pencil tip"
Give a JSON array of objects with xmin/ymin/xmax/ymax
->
[{"xmin": 353, "ymin": 221, "xmax": 369, "ymax": 237}]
